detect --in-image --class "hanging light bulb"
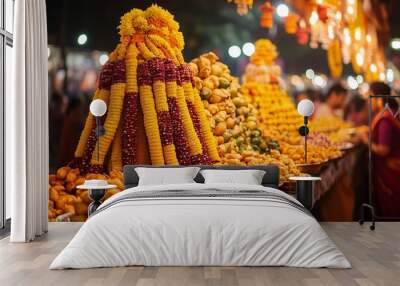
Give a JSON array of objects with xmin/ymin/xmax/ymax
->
[
  {"xmin": 366, "ymin": 34, "xmax": 372, "ymax": 43},
  {"xmin": 386, "ymin": 69, "xmax": 394, "ymax": 82},
  {"xmin": 309, "ymin": 11, "xmax": 319, "ymax": 25},
  {"xmin": 335, "ymin": 11, "xmax": 342, "ymax": 21},
  {"xmin": 370, "ymin": 64, "xmax": 377, "ymax": 73},
  {"xmin": 327, "ymin": 24, "xmax": 335, "ymax": 40},
  {"xmin": 343, "ymin": 28, "xmax": 351, "ymax": 45},
  {"xmin": 276, "ymin": 3, "xmax": 290, "ymax": 18},
  {"xmin": 356, "ymin": 52, "xmax": 364, "ymax": 66},
  {"xmin": 354, "ymin": 27, "xmax": 362, "ymax": 41}
]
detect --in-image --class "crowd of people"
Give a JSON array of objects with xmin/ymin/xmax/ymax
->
[
  {"xmin": 49, "ymin": 92, "xmax": 87, "ymax": 172},
  {"xmin": 296, "ymin": 81, "xmax": 400, "ymax": 218}
]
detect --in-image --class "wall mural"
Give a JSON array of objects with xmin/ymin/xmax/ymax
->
[{"xmin": 48, "ymin": 5, "xmax": 361, "ymax": 222}]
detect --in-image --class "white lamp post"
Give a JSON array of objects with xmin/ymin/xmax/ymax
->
[
  {"xmin": 290, "ymin": 99, "xmax": 319, "ymax": 211},
  {"xmin": 90, "ymin": 99, "xmax": 107, "ymax": 163},
  {"xmin": 297, "ymin": 99, "xmax": 315, "ymax": 164},
  {"xmin": 77, "ymin": 99, "xmax": 113, "ymax": 216}
]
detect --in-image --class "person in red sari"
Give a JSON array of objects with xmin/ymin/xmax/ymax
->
[{"xmin": 361, "ymin": 84, "xmax": 400, "ymax": 217}]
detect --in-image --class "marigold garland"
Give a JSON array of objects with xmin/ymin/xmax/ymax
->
[
  {"xmin": 149, "ymin": 58, "xmax": 179, "ymax": 165},
  {"xmin": 192, "ymin": 88, "xmax": 221, "ymax": 163},
  {"xmin": 121, "ymin": 44, "xmax": 139, "ymax": 166},
  {"xmin": 110, "ymin": 126, "xmax": 123, "ymax": 170},
  {"xmin": 69, "ymin": 5, "xmax": 218, "ymax": 173},
  {"xmin": 138, "ymin": 62, "xmax": 165, "ymax": 165},
  {"xmin": 73, "ymin": 61, "xmax": 113, "ymax": 160},
  {"xmin": 90, "ymin": 59, "xmax": 127, "ymax": 166},
  {"xmin": 165, "ymin": 59, "xmax": 192, "ymax": 165}
]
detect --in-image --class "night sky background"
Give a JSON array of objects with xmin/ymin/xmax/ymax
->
[{"xmin": 46, "ymin": 0, "xmax": 400, "ymax": 76}]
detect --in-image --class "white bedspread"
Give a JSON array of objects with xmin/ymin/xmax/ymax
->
[{"xmin": 50, "ymin": 183, "xmax": 351, "ymax": 269}]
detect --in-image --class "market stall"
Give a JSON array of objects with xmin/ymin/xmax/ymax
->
[{"xmin": 47, "ymin": 1, "xmax": 396, "ymax": 222}]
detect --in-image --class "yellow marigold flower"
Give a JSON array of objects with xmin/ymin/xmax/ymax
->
[
  {"xmin": 174, "ymin": 47, "xmax": 185, "ymax": 64},
  {"xmin": 153, "ymin": 81, "xmax": 169, "ymax": 112},
  {"xmin": 75, "ymin": 89, "xmax": 110, "ymax": 158},
  {"xmin": 148, "ymin": 34, "xmax": 178, "ymax": 63},
  {"xmin": 182, "ymin": 82, "xmax": 195, "ymax": 103},
  {"xmin": 140, "ymin": 84, "xmax": 165, "ymax": 165},
  {"xmin": 126, "ymin": 44, "xmax": 138, "ymax": 93},
  {"xmin": 166, "ymin": 81, "xmax": 178, "ymax": 98},
  {"xmin": 118, "ymin": 8, "xmax": 147, "ymax": 37},
  {"xmin": 163, "ymin": 144, "xmax": 179, "ymax": 165},
  {"xmin": 176, "ymin": 84, "xmax": 202, "ymax": 156},
  {"xmin": 145, "ymin": 37, "xmax": 164, "ymax": 58},
  {"xmin": 111, "ymin": 127, "xmax": 122, "ymax": 171},
  {"xmin": 145, "ymin": 4, "xmax": 179, "ymax": 32},
  {"xmin": 91, "ymin": 82, "xmax": 126, "ymax": 165},
  {"xmin": 117, "ymin": 37, "xmax": 130, "ymax": 60},
  {"xmin": 171, "ymin": 31, "xmax": 185, "ymax": 50},
  {"xmin": 137, "ymin": 42, "xmax": 154, "ymax": 60},
  {"xmin": 193, "ymin": 89, "xmax": 220, "ymax": 162}
]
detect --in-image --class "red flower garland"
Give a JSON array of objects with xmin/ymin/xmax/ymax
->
[
  {"xmin": 121, "ymin": 91, "xmax": 139, "ymax": 166},
  {"xmin": 72, "ymin": 61, "xmax": 114, "ymax": 174},
  {"xmin": 179, "ymin": 64, "xmax": 211, "ymax": 164},
  {"xmin": 148, "ymin": 58, "xmax": 175, "ymax": 148}
]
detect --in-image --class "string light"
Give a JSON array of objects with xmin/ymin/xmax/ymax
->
[
  {"xmin": 335, "ymin": 11, "xmax": 342, "ymax": 21},
  {"xmin": 242, "ymin": 42, "xmax": 255, "ymax": 56},
  {"xmin": 354, "ymin": 28, "xmax": 362, "ymax": 41},
  {"xmin": 77, "ymin": 34, "xmax": 88, "ymax": 45},
  {"xmin": 391, "ymin": 39, "xmax": 400, "ymax": 50},
  {"xmin": 355, "ymin": 50, "xmax": 364, "ymax": 66},
  {"xmin": 347, "ymin": 76, "xmax": 358, "ymax": 90},
  {"xmin": 313, "ymin": 75, "xmax": 326, "ymax": 87},
  {"xmin": 305, "ymin": 69, "xmax": 315, "ymax": 79},
  {"xmin": 228, "ymin": 45, "xmax": 241, "ymax": 58},
  {"xmin": 386, "ymin": 69, "xmax": 394, "ymax": 82},
  {"xmin": 99, "ymin": 54, "xmax": 109, "ymax": 65},
  {"xmin": 346, "ymin": 6, "xmax": 354, "ymax": 15},
  {"xmin": 328, "ymin": 24, "xmax": 335, "ymax": 40},
  {"xmin": 276, "ymin": 3, "xmax": 289, "ymax": 18},
  {"xmin": 343, "ymin": 28, "xmax": 351, "ymax": 46},
  {"xmin": 309, "ymin": 11, "xmax": 319, "ymax": 25}
]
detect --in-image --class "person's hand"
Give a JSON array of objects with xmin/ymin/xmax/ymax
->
[
  {"xmin": 355, "ymin": 127, "xmax": 369, "ymax": 145},
  {"xmin": 359, "ymin": 132, "xmax": 369, "ymax": 145}
]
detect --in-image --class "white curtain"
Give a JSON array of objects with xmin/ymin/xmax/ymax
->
[{"xmin": 7, "ymin": 0, "xmax": 49, "ymax": 242}]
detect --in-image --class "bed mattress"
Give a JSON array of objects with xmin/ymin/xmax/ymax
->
[{"xmin": 50, "ymin": 183, "xmax": 350, "ymax": 269}]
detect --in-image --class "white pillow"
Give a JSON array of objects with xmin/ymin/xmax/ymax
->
[
  {"xmin": 136, "ymin": 167, "xmax": 200, "ymax": 186},
  {"xmin": 200, "ymin": 169, "xmax": 266, "ymax": 185}
]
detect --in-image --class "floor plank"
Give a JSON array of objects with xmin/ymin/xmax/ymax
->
[{"xmin": 0, "ymin": 222, "xmax": 399, "ymax": 286}]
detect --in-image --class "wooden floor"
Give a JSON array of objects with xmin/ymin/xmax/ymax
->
[{"xmin": 0, "ymin": 222, "xmax": 399, "ymax": 286}]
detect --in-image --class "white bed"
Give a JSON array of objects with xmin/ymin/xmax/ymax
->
[{"xmin": 50, "ymin": 182, "xmax": 351, "ymax": 269}]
